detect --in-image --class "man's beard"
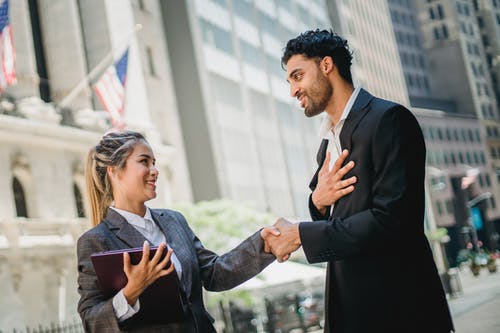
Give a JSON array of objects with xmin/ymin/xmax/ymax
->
[{"xmin": 303, "ymin": 72, "xmax": 333, "ymax": 117}]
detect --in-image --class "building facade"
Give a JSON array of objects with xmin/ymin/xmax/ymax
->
[
  {"xmin": 0, "ymin": 0, "xmax": 190, "ymax": 330},
  {"xmin": 161, "ymin": 0, "xmax": 331, "ymax": 219}
]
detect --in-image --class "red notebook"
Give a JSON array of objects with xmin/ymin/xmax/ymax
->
[{"xmin": 91, "ymin": 246, "xmax": 185, "ymax": 326}]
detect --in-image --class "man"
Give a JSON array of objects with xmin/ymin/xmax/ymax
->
[{"xmin": 264, "ymin": 30, "xmax": 454, "ymax": 333}]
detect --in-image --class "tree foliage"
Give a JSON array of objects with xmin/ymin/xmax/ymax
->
[{"xmin": 172, "ymin": 199, "xmax": 274, "ymax": 253}]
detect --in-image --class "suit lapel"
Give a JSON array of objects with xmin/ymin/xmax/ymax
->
[
  {"xmin": 309, "ymin": 138, "xmax": 329, "ymax": 191},
  {"xmin": 103, "ymin": 208, "xmax": 148, "ymax": 248},
  {"xmin": 339, "ymin": 88, "xmax": 373, "ymax": 151},
  {"xmin": 151, "ymin": 210, "xmax": 194, "ymax": 298}
]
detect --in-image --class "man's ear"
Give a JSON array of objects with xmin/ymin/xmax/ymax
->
[{"xmin": 321, "ymin": 56, "xmax": 334, "ymax": 75}]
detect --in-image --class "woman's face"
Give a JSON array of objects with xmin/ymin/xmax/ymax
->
[{"xmin": 109, "ymin": 140, "xmax": 159, "ymax": 207}]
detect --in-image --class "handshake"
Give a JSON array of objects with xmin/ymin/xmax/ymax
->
[{"xmin": 260, "ymin": 218, "xmax": 302, "ymax": 263}]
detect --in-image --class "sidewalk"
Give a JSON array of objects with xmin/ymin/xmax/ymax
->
[{"xmin": 448, "ymin": 267, "xmax": 500, "ymax": 332}]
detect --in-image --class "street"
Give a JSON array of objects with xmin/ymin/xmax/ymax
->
[{"xmin": 449, "ymin": 266, "xmax": 500, "ymax": 332}]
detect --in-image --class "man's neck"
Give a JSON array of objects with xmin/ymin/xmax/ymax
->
[{"xmin": 325, "ymin": 82, "xmax": 355, "ymax": 126}]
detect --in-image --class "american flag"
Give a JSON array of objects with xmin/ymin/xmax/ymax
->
[
  {"xmin": 0, "ymin": 0, "xmax": 16, "ymax": 92},
  {"xmin": 93, "ymin": 48, "xmax": 129, "ymax": 129}
]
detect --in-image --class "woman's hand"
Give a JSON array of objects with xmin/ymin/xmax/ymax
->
[
  {"xmin": 312, "ymin": 149, "xmax": 357, "ymax": 215},
  {"xmin": 122, "ymin": 241, "xmax": 174, "ymax": 305}
]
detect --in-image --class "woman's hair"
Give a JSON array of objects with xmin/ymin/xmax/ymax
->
[{"xmin": 85, "ymin": 130, "xmax": 146, "ymax": 226}]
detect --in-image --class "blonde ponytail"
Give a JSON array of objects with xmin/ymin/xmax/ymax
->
[{"xmin": 85, "ymin": 131, "xmax": 146, "ymax": 226}]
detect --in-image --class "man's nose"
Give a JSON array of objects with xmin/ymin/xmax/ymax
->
[{"xmin": 290, "ymin": 83, "xmax": 299, "ymax": 97}]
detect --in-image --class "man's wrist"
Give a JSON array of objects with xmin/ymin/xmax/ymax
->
[
  {"xmin": 294, "ymin": 223, "xmax": 302, "ymax": 246},
  {"xmin": 311, "ymin": 192, "xmax": 327, "ymax": 214}
]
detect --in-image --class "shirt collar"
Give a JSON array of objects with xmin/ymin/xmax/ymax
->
[
  {"xmin": 110, "ymin": 206, "xmax": 152, "ymax": 229},
  {"xmin": 319, "ymin": 86, "xmax": 361, "ymax": 138}
]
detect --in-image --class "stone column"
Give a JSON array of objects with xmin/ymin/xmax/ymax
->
[
  {"xmin": 8, "ymin": 0, "xmax": 39, "ymax": 98},
  {"xmin": 0, "ymin": 148, "xmax": 15, "ymax": 218},
  {"xmin": 37, "ymin": 0, "xmax": 91, "ymax": 110},
  {"xmin": 29, "ymin": 149, "xmax": 76, "ymax": 219}
]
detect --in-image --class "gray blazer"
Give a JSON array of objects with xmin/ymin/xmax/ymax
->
[{"xmin": 77, "ymin": 208, "xmax": 275, "ymax": 333}]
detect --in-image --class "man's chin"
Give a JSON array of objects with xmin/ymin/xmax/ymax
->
[{"xmin": 304, "ymin": 108, "xmax": 323, "ymax": 117}]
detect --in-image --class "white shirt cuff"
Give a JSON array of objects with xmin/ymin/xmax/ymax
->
[{"xmin": 112, "ymin": 289, "xmax": 140, "ymax": 322}]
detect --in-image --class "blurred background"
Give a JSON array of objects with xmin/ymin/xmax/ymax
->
[{"xmin": 0, "ymin": 0, "xmax": 500, "ymax": 332}]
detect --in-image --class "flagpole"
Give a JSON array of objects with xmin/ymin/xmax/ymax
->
[{"xmin": 57, "ymin": 24, "xmax": 142, "ymax": 109}]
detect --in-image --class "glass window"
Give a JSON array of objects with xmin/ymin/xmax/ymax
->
[
  {"xmin": 210, "ymin": 74, "xmax": 243, "ymax": 108},
  {"xmin": 200, "ymin": 19, "xmax": 234, "ymax": 54},
  {"xmin": 232, "ymin": 0, "xmax": 254, "ymax": 21},
  {"xmin": 442, "ymin": 24, "xmax": 448, "ymax": 39},
  {"xmin": 249, "ymin": 89, "xmax": 270, "ymax": 118},
  {"xmin": 74, "ymin": 183, "xmax": 86, "ymax": 217},
  {"xmin": 13, "ymin": 177, "xmax": 28, "ymax": 217},
  {"xmin": 259, "ymin": 10, "xmax": 278, "ymax": 36},
  {"xmin": 437, "ymin": 4, "xmax": 444, "ymax": 18},
  {"xmin": 433, "ymin": 27, "xmax": 440, "ymax": 40},
  {"xmin": 239, "ymin": 39, "xmax": 264, "ymax": 68},
  {"xmin": 436, "ymin": 200, "xmax": 443, "ymax": 215},
  {"xmin": 146, "ymin": 47, "xmax": 156, "ymax": 77}
]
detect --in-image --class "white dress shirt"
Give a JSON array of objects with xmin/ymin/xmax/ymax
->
[
  {"xmin": 317, "ymin": 87, "xmax": 361, "ymax": 213},
  {"xmin": 110, "ymin": 206, "xmax": 183, "ymax": 322}
]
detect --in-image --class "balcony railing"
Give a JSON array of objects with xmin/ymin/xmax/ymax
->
[{"xmin": 0, "ymin": 218, "xmax": 90, "ymax": 250}]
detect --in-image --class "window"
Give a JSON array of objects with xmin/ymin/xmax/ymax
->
[
  {"xmin": 232, "ymin": 0, "xmax": 254, "ymax": 22},
  {"xmin": 433, "ymin": 27, "xmax": 440, "ymax": 40},
  {"xmin": 239, "ymin": 39, "xmax": 264, "ymax": 68},
  {"xmin": 486, "ymin": 174, "xmax": 491, "ymax": 187},
  {"xmin": 200, "ymin": 19, "xmax": 234, "ymax": 54},
  {"xmin": 437, "ymin": 4, "xmax": 444, "ymax": 19},
  {"xmin": 436, "ymin": 200, "xmax": 443, "ymax": 215},
  {"xmin": 478, "ymin": 16, "xmax": 484, "ymax": 28},
  {"xmin": 442, "ymin": 24, "xmax": 448, "ymax": 39},
  {"xmin": 464, "ymin": 4, "xmax": 470, "ymax": 16},
  {"xmin": 146, "ymin": 47, "xmax": 156, "ymax": 76},
  {"xmin": 490, "ymin": 197, "xmax": 497, "ymax": 209},
  {"xmin": 74, "ymin": 183, "xmax": 86, "ymax": 218},
  {"xmin": 209, "ymin": 74, "xmax": 243, "ymax": 108},
  {"xmin": 249, "ymin": 89, "xmax": 270, "ymax": 118},
  {"xmin": 13, "ymin": 177, "xmax": 28, "ymax": 217},
  {"xmin": 429, "ymin": 7, "xmax": 435, "ymax": 20}
]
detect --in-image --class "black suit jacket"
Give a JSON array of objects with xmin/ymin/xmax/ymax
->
[
  {"xmin": 77, "ymin": 208, "xmax": 275, "ymax": 333},
  {"xmin": 300, "ymin": 89, "xmax": 454, "ymax": 333}
]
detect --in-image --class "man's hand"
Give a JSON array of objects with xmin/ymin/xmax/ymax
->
[
  {"xmin": 312, "ymin": 149, "xmax": 357, "ymax": 215},
  {"xmin": 262, "ymin": 218, "xmax": 301, "ymax": 262}
]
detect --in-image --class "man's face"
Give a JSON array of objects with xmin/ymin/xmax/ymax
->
[{"xmin": 286, "ymin": 54, "xmax": 333, "ymax": 117}]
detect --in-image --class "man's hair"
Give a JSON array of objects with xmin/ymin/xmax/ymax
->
[{"xmin": 281, "ymin": 29, "xmax": 353, "ymax": 84}]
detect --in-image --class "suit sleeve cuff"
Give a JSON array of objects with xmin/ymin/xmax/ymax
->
[
  {"xmin": 112, "ymin": 289, "xmax": 140, "ymax": 322},
  {"xmin": 308, "ymin": 194, "xmax": 331, "ymax": 221}
]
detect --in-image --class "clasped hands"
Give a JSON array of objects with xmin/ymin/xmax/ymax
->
[{"xmin": 261, "ymin": 149, "xmax": 356, "ymax": 262}]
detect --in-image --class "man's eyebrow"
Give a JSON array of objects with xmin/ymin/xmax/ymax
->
[{"xmin": 286, "ymin": 68, "xmax": 301, "ymax": 83}]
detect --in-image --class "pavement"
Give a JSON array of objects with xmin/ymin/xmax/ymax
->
[
  {"xmin": 307, "ymin": 265, "xmax": 500, "ymax": 333},
  {"xmin": 448, "ymin": 266, "xmax": 500, "ymax": 332}
]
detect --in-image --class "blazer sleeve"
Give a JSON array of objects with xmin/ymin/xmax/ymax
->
[
  {"xmin": 77, "ymin": 231, "xmax": 122, "ymax": 333},
  {"xmin": 173, "ymin": 212, "xmax": 275, "ymax": 292},
  {"xmin": 308, "ymin": 193, "xmax": 331, "ymax": 221},
  {"xmin": 300, "ymin": 105, "xmax": 423, "ymax": 263}
]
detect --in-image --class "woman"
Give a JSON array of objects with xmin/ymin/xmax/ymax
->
[{"xmin": 77, "ymin": 130, "xmax": 355, "ymax": 332}]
